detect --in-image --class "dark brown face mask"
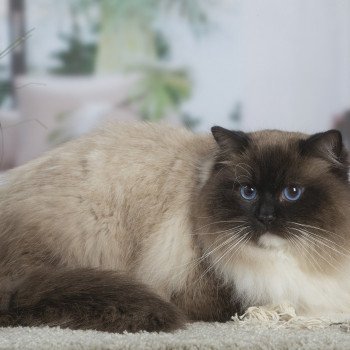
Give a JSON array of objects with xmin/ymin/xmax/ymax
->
[{"xmin": 200, "ymin": 127, "xmax": 350, "ymax": 254}]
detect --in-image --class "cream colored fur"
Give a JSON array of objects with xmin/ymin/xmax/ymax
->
[
  {"xmin": 1, "ymin": 122, "xmax": 350, "ymax": 317},
  {"xmin": 1, "ymin": 123, "xmax": 214, "ymax": 301}
]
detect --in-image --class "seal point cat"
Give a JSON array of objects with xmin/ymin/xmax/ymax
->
[{"xmin": 0, "ymin": 123, "xmax": 348, "ymax": 332}]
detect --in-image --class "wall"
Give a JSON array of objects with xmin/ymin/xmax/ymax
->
[{"xmin": 168, "ymin": 0, "xmax": 350, "ymax": 133}]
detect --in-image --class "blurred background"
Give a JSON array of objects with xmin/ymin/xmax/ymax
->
[{"xmin": 1, "ymin": 0, "xmax": 350, "ymax": 170}]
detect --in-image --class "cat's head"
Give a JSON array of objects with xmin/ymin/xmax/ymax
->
[{"xmin": 196, "ymin": 127, "xmax": 350, "ymax": 273}]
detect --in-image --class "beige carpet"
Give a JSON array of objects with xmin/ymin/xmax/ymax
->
[{"xmin": 1, "ymin": 321, "xmax": 350, "ymax": 350}]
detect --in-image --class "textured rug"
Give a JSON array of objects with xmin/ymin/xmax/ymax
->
[
  {"xmin": 1, "ymin": 321, "xmax": 350, "ymax": 350},
  {"xmin": 1, "ymin": 305, "xmax": 350, "ymax": 349}
]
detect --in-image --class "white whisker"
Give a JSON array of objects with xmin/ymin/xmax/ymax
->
[
  {"xmin": 170, "ymin": 226, "xmax": 249, "ymax": 280},
  {"xmin": 193, "ymin": 220, "xmax": 247, "ymax": 233},
  {"xmin": 190, "ymin": 224, "xmax": 246, "ymax": 236},
  {"xmin": 195, "ymin": 230, "xmax": 250, "ymax": 284},
  {"xmin": 291, "ymin": 230, "xmax": 341, "ymax": 272},
  {"xmin": 288, "ymin": 221, "xmax": 346, "ymax": 240},
  {"xmin": 220, "ymin": 234, "xmax": 251, "ymax": 272},
  {"xmin": 290, "ymin": 227, "xmax": 350, "ymax": 258},
  {"xmin": 287, "ymin": 232, "xmax": 323, "ymax": 272}
]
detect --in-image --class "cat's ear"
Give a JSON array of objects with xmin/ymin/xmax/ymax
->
[
  {"xmin": 211, "ymin": 126, "xmax": 249, "ymax": 153},
  {"xmin": 301, "ymin": 130, "xmax": 347, "ymax": 164}
]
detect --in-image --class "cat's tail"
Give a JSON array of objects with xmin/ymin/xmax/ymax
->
[{"xmin": 0, "ymin": 267, "xmax": 186, "ymax": 333}]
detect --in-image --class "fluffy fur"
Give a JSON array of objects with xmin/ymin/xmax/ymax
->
[{"xmin": 0, "ymin": 122, "xmax": 349, "ymax": 332}]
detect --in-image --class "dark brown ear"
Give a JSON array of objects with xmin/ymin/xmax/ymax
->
[
  {"xmin": 301, "ymin": 130, "xmax": 346, "ymax": 163},
  {"xmin": 211, "ymin": 126, "xmax": 249, "ymax": 153}
]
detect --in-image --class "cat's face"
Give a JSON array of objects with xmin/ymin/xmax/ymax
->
[{"xmin": 197, "ymin": 127, "xmax": 350, "ymax": 273}]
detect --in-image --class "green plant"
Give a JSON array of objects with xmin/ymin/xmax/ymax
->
[
  {"xmin": 50, "ymin": 3, "xmax": 97, "ymax": 75},
  {"xmin": 0, "ymin": 63, "xmax": 10, "ymax": 106},
  {"xmin": 128, "ymin": 64, "xmax": 191, "ymax": 122},
  {"xmin": 93, "ymin": 0, "xmax": 211, "ymax": 126},
  {"xmin": 95, "ymin": 0, "xmax": 210, "ymax": 72},
  {"xmin": 50, "ymin": 0, "xmax": 213, "ymax": 128},
  {"xmin": 50, "ymin": 33, "xmax": 97, "ymax": 75}
]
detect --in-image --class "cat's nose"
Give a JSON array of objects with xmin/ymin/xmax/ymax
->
[
  {"xmin": 258, "ymin": 213, "xmax": 275, "ymax": 225},
  {"xmin": 257, "ymin": 202, "xmax": 276, "ymax": 226}
]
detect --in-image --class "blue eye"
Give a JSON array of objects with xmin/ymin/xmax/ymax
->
[
  {"xmin": 282, "ymin": 185, "xmax": 303, "ymax": 201},
  {"xmin": 240, "ymin": 185, "xmax": 257, "ymax": 201}
]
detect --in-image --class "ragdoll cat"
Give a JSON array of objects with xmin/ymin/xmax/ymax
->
[{"xmin": 0, "ymin": 123, "xmax": 349, "ymax": 333}]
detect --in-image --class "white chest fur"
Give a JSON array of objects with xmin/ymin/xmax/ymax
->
[{"xmin": 219, "ymin": 243, "xmax": 350, "ymax": 316}]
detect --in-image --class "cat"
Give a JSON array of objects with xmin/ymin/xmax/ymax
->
[{"xmin": 0, "ymin": 122, "xmax": 349, "ymax": 333}]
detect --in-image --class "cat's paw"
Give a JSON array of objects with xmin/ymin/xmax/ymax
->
[
  {"xmin": 100, "ymin": 298, "xmax": 187, "ymax": 333},
  {"xmin": 142, "ymin": 301, "xmax": 187, "ymax": 333}
]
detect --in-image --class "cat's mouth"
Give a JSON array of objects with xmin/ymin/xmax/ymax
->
[{"xmin": 257, "ymin": 232, "xmax": 287, "ymax": 249}]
